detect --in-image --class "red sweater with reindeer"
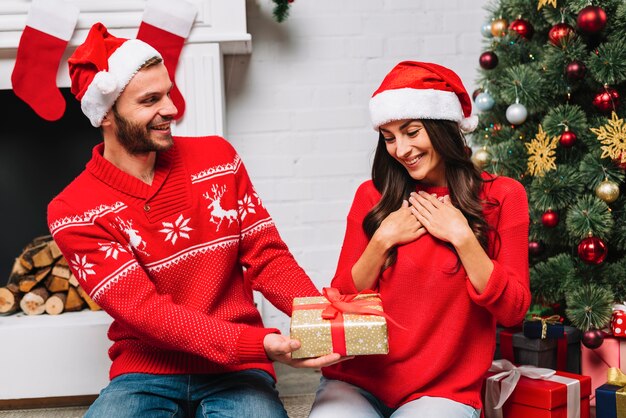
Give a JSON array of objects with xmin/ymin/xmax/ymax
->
[
  {"xmin": 47, "ymin": 136, "xmax": 320, "ymax": 380},
  {"xmin": 322, "ymin": 175, "xmax": 531, "ymax": 409}
]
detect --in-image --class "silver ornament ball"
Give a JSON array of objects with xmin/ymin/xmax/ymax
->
[
  {"xmin": 481, "ymin": 23, "xmax": 494, "ymax": 38},
  {"xmin": 474, "ymin": 92, "xmax": 495, "ymax": 111},
  {"xmin": 505, "ymin": 103, "xmax": 528, "ymax": 125}
]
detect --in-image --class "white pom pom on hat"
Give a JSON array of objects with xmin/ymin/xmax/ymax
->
[
  {"xmin": 68, "ymin": 22, "xmax": 162, "ymax": 127},
  {"xmin": 369, "ymin": 61, "xmax": 478, "ymax": 133}
]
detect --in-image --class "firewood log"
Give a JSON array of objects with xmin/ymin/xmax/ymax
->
[
  {"xmin": 64, "ymin": 287, "xmax": 85, "ymax": 312},
  {"xmin": 34, "ymin": 267, "xmax": 51, "ymax": 283},
  {"xmin": 0, "ymin": 284, "xmax": 21, "ymax": 314},
  {"xmin": 32, "ymin": 235, "xmax": 52, "ymax": 246},
  {"xmin": 18, "ymin": 242, "xmax": 47, "ymax": 271},
  {"xmin": 48, "ymin": 239, "xmax": 63, "ymax": 259},
  {"xmin": 51, "ymin": 264, "xmax": 71, "ymax": 279},
  {"xmin": 45, "ymin": 292, "xmax": 67, "ymax": 315},
  {"xmin": 19, "ymin": 287, "xmax": 50, "ymax": 315},
  {"xmin": 11, "ymin": 257, "xmax": 27, "ymax": 276},
  {"xmin": 77, "ymin": 286, "xmax": 101, "ymax": 311},
  {"xmin": 18, "ymin": 275, "xmax": 38, "ymax": 293},
  {"xmin": 68, "ymin": 273, "xmax": 79, "ymax": 287},
  {"xmin": 45, "ymin": 276, "xmax": 70, "ymax": 293},
  {"xmin": 32, "ymin": 246, "xmax": 54, "ymax": 268}
]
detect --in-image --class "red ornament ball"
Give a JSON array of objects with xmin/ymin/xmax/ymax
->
[
  {"xmin": 578, "ymin": 236, "xmax": 608, "ymax": 264},
  {"xmin": 577, "ymin": 6, "xmax": 607, "ymax": 34},
  {"xmin": 541, "ymin": 210, "xmax": 559, "ymax": 228},
  {"xmin": 528, "ymin": 241, "xmax": 544, "ymax": 256},
  {"xmin": 549, "ymin": 23, "xmax": 575, "ymax": 47},
  {"xmin": 509, "ymin": 18, "xmax": 534, "ymax": 40},
  {"xmin": 559, "ymin": 130, "xmax": 577, "ymax": 148},
  {"xmin": 582, "ymin": 329, "xmax": 605, "ymax": 349},
  {"xmin": 565, "ymin": 61, "xmax": 586, "ymax": 82},
  {"xmin": 479, "ymin": 51, "xmax": 499, "ymax": 70},
  {"xmin": 593, "ymin": 87, "xmax": 620, "ymax": 113}
]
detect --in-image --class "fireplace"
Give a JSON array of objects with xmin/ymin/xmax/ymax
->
[{"xmin": 0, "ymin": 0, "xmax": 250, "ymax": 404}]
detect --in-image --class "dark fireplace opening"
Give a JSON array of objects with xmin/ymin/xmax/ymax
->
[{"xmin": 0, "ymin": 88, "xmax": 100, "ymax": 279}]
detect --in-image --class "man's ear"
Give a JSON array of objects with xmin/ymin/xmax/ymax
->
[{"xmin": 100, "ymin": 110, "xmax": 113, "ymax": 127}]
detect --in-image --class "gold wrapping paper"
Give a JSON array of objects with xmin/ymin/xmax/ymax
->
[
  {"xmin": 608, "ymin": 367, "xmax": 626, "ymax": 415},
  {"xmin": 290, "ymin": 294, "xmax": 388, "ymax": 359}
]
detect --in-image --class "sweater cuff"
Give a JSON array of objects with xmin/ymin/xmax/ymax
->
[
  {"xmin": 466, "ymin": 260, "xmax": 506, "ymax": 307},
  {"xmin": 236, "ymin": 327, "xmax": 280, "ymax": 363}
]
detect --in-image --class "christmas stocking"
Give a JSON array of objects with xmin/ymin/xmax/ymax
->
[
  {"xmin": 138, "ymin": 0, "xmax": 197, "ymax": 120},
  {"xmin": 11, "ymin": 0, "xmax": 79, "ymax": 121}
]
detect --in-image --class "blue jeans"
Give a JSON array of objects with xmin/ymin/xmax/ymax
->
[
  {"xmin": 85, "ymin": 369, "xmax": 288, "ymax": 418},
  {"xmin": 308, "ymin": 377, "xmax": 480, "ymax": 418}
]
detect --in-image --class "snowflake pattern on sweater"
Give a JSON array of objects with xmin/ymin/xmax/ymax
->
[{"xmin": 47, "ymin": 136, "xmax": 319, "ymax": 380}]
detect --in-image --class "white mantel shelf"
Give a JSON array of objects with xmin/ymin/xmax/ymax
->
[
  {"xmin": 0, "ymin": 310, "xmax": 114, "ymax": 401},
  {"xmin": 0, "ymin": 0, "xmax": 250, "ymax": 136}
]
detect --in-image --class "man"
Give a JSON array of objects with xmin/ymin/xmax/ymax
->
[{"xmin": 48, "ymin": 22, "xmax": 340, "ymax": 417}]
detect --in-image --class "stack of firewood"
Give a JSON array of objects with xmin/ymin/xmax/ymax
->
[{"xmin": 0, "ymin": 235, "xmax": 100, "ymax": 315}]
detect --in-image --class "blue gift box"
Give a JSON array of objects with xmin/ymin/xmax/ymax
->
[
  {"xmin": 523, "ymin": 319, "xmax": 564, "ymax": 339},
  {"xmin": 596, "ymin": 383, "xmax": 626, "ymax": 418}
]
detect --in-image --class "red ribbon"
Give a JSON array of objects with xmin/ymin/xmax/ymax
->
[{"xmin": 293, "ymin": 287, "xmax": 405, "ymax": 356}]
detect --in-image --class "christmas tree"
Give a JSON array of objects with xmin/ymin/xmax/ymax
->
[{"xmin": 473, "ymin": 0, "xmax": 626, "ymax": 348}]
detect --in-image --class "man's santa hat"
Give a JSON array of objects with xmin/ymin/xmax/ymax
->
[
  {"xmin": 369, "ymin": 61, "xmax": 479, "ymax": 133},
  {"xmin": 68, "ymin": 22, "xmax": 162, "ymax": 127}
]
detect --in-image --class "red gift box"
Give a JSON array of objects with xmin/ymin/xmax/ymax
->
[
  {"xmin": 611, "ymin": 304, "xmax": 626, "ymax": 337},
  {"xmin": 484, "ymin": 360, "xmax": 591, "ymax": 418},
  {"xmin": 581, "ymin": 336, "xmax": 626, "ymax": 406}
]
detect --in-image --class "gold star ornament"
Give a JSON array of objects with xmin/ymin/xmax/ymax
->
[
  {"xmin": 537, "ymin": 0, "xmax": 557, "ymax": 10},
  {"xmin": 526, "ymin": 125, "xmax": 558, "ymax": 177},
  {"xmin": 590, "ymin": 111, "xmax": 626, "ymax": 165}
]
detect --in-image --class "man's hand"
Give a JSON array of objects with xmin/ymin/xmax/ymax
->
[{"xmin": 263, "ymin": 333, "xmax": 350, "ymax": 368}]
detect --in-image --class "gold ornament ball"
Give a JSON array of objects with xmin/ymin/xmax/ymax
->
[
  {"xmin": 472, "ymin": 148, "xmax": 491, "ymax": 168},
  {"xmin": 491, "ymin": 18, "xmax": 508, "ymax": 37},
  {"xmin": 595, "ymin": 179, "xmax": 620, "ymax": 203}
]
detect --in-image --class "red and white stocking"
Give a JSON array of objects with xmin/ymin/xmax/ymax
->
[
  {"xmin": 137, "ymin": 0, "xmax": 197, "ymax": 120},
  {"xmin": 11, "ymin": 0, "xmax": 79, "ymax": 121}
]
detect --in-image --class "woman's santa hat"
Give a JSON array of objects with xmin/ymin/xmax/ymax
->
[
  {"xmin": 68, "ymin": 22, "xmax": 162, "ymax": 127},
  {"xmin": 369, "ymin": 61, "xmax": 479, "ymax": 133}
]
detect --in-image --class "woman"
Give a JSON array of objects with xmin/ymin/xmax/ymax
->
[{"xmin": 308, "ymin": 62, "xmax": 531, "ymax": 418}]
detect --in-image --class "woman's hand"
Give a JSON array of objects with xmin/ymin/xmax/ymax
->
[
  {"xmin": 408, "ymin": 192, "xmax": 473, "ymax": 247},
  {"xmin": 374, "ymin": 200, "xmax": 427, "ymax": 249}
]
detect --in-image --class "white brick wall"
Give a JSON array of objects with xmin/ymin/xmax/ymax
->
[{"xmin": 225, "ymin": 0, "xmax": 490, "ymax": 332}]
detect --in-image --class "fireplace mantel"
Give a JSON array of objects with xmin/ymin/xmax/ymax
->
[{"xmin": 0, "ymin": 0, "xmax": 250, "ymax": 136}]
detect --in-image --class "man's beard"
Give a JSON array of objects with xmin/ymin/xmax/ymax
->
[{"xmin": 113, "ymin": 107, "xmax": 173, "ymax": 155}]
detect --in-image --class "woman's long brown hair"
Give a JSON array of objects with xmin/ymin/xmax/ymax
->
[{"xmin": 363, "ymin": 119, "xmax": 498, "ymax": 271}]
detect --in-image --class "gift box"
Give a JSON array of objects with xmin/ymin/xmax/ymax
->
[
  {"xmin": 596, "ymin": 384, "xmax": 625, "ymax": 418},
  {"xmin": 582, "ymin": 336, "xmax": 626, "ymax": 406},
  {"xmin": 595, "ymin": 368, "xmax": 626, "ymax": 418},
  {"xmin": 289, "ymin": 288, "xmax": 390, "ymax": 359},
  {"xmin": 523, "ymin": 315, "xmax": 565, "ymax": 339},
  {"xmin": 484, "ymin": 360, "xmax": 591, "ymax": 418},
  {"xmin": 612, "ymin": 304, "xmax": 626, "ymax": 338},
  {"xmin": 495, "ymin": 326, "xmax": 581, "ymax": 374}
]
